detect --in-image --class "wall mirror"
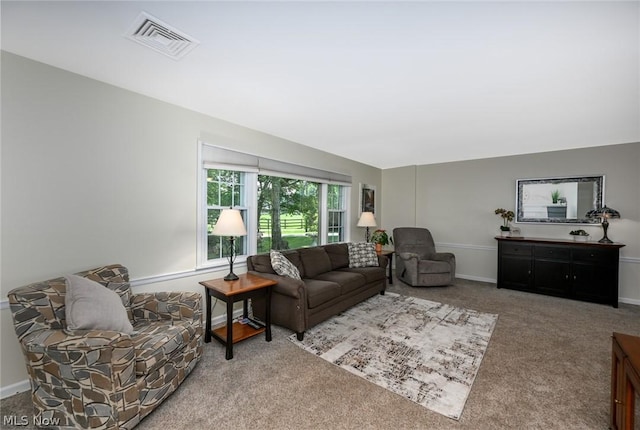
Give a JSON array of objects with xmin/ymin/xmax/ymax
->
[{"xmin": 516, "ymin": 175, "xmax": 604, "ymax": 224}]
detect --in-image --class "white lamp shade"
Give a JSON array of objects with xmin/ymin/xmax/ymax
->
[
  {"xmin": 212, "ymin": 209, "xmax": 247, "ymax": 237},
  {"xmin": 357, "ymin": 211, "xmax": 377, "ymax": 227}
]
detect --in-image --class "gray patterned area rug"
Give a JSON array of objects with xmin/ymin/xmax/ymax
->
[{"xmin": 289, "ymin": 293, "xmax": 498, "ymax": 420}]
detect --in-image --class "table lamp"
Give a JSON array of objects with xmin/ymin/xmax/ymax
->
[
  {"xmin": 212, "ymin": 208, "xmax": 247, "ymax": 280},
  {"xmin": 586, "ymin": 205, "xmax": 621, "ymax": 244},
  {"xmin": 357, "ymin": 211, "xmax": 377, "ymax": 242}
]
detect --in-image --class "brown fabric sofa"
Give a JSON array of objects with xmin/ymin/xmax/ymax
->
[
  {"xmin": 247, "ymin": 243, "xmax": 388, "ymax": 341},
  {"xmin": 7, "ymin": 264, "xmax": 203, "ymax": 429}
]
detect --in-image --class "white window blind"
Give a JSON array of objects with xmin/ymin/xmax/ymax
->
[{"xmin": 201, "ymin": 143, "xmax": 352, "ymax": 185}]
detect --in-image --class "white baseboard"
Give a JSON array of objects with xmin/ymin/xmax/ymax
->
[
  {"xmin": 1, "ymin": 380, "xmax": 30, "ymax": 399},
  {"xmin": 456, "ymin": 273, "xmax": 497, "ymax": 284}
]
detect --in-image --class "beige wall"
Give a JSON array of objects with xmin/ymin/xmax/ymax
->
[
  {"xmin": 0, "ymin": 52, "xmax": 381, "ymax": 393},
  {"xmin": 382, "ymin": 143, "xmax": 640, "ymax": 298}
]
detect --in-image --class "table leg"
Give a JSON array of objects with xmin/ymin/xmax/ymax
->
[
  {"xmin": 388, "ymin": 253, "xmax": 393, "ymax": 284},
  {"xmin": 225, "ymin": 299, "xmax": 233, "ymax": 360},
  {"xmin": 205, "ymin": 288, "xmax": 212, "ymax": 343},
  {"xmin": 265, "ymin": 286, "xmax": 272, "ymax": 342}
]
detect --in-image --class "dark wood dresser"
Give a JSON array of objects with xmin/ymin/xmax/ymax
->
[
  {"xmin": 611, "ymin": 332, "xmax": 640, "ymax": 430},
  {"xmin": 495, "ymin": 236, "xmax": 625, "ymax": 307}
]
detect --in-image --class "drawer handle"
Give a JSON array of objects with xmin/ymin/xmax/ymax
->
[{"xmin": 615, "ymin": 399, "xmax": 623, "ymax": 405}]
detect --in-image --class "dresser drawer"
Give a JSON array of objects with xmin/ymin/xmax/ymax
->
[
  {"xmin": 573, "ymin": 248, "xmax": 617, "ymax": 264},
  {"xmin": 501, "ymin": 242, "xmax": 532, "ymax": 257},
  {"xmin": 535, "ymin": 246, "xmax": 571, "ymax": 261}
]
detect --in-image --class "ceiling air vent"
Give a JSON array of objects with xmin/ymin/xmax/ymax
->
[{"xmin": 126, "ymin": 12, "xmax": 199, "ymax": 60}]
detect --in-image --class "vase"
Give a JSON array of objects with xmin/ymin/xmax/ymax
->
[{"xmin": 375, "ymin": 243, "xmax": 382, "ymax": 252}]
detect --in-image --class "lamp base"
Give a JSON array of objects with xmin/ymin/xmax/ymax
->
[{"xmin": 224, "ymin": 272, "xmax": 239, "ymax": 281}]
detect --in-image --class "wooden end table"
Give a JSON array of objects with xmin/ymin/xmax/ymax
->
[
  {"xmin": 377, "ymin": 249, "xmax": 394, "ymax": 284},
  {"xmin": 200, "ymin": 273, "xmax": 277, "ymax": 360}
]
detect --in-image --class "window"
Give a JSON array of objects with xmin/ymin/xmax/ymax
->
[
  {"xmin": 327, "ymin": 184, "xmax": 346, "ymax": 243},
  {"xmin": 206, "ymin": 169, "xmax": 248, "ymax": 261},
  {"xmin": 198, "ymin": 143, "xmax": 352, "ymax": 268},
  {"xmin": 257, "ymin": 176, "xmax": 319, "ymax": 252}
]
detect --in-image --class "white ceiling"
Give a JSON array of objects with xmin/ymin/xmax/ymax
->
[{"xmin": 2, "ymin": 1, "xmax": 638, "ymax": 169}]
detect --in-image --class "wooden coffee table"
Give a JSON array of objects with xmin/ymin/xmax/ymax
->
[{"xmin": 200, "ymin": 273, "xmax": 277, "ymax": 360}]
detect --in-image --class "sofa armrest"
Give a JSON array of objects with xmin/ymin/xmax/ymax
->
[
  {"xmin": 247, "ymin": 271, "xmax": 305, "ymax": 299},
  {"xmin": 377, "ymin": 254, "xmax": 389, "ymax": 268},
  {"xmin": 131, "ymin": 291, "xmax": 202, "ymax": 325}
]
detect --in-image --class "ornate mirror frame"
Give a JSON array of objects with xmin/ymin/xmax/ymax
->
[{"xmin": 516, "ymin": 175, "xmax": 604, "ymax": 224}]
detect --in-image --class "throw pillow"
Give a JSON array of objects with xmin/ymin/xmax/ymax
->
[
  {"xmin": 65, "ymin": 275, "xmax": 135, "ymax": 334},
  {"xmin": 270, "ymin": 250, "xmax": 302, "ymax": 280},
  {"xmin": 348, "ymin": 242, "xmax": 379, "ymax": 268}
]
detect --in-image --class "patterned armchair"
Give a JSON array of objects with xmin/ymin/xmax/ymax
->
[{"xmin": 7, "ymin": 264, "xmax": 203, "ymax": 429}]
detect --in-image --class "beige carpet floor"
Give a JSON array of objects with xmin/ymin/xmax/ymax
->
[{"xmin": 2, "ymin": 277, "xmax": 640, "ymax": 429}]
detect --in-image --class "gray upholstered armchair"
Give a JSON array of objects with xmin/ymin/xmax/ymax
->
[
  {"xmin": 393, "ymin": 227, "xmax": 456, "ymax": 287},
  {"xmin": 7, "ymin": 264, "xmax": 203, "ymax": 429}
]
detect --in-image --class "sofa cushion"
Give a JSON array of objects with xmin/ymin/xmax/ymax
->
[
  {"xmin": 348, "ymin": 242, "xmax": 379, "ymax": 268},
  {"xmin": 314, "ymin": 271, "xmax": 366, "ymax": 295},
  {"xmin": 339, "ymin": 267, "xmax": 386, "ymax": 284},
  {"xmin": 64, "ymin": 275, "xmax": 134, "ymax": 334},
  {"xmin": 418, "ymin": 260, "xmax": 452, "ymax": 274},
  {"xmin": 131, "ymin": 319, "xmax": 197, "ymax": 375},
  {"xmin": 270, "ymin": 250, "xmax": 302, "ymax": 280},
  {"xmin": 303, "ymin": 279, "xmax": 341, "ymax": 309},
  {"xmin": 299, "ymin": 247, "xmax": 332, "ymax": 278},
  {"xmin": 324, "ymin": 243, "xmax": 350, "ymax": 269},
  {"xmin": 250, "ymin": 253, "xmax": 276, "ymax": 274}
]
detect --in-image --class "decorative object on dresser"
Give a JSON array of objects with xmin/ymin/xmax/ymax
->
[
  {"xmin": 357, "ymin": 211, "xmax": 377, "ymax": 242},
  {"xmin": 586, "ymin": 205, "xmax": 621, "ymax": 244},
  {"xmin": 611, "ymin": 332, "xmax": 640, "ymax": 430},
  {"xmin": 495, "ymin": 236, "xmax": 625, "ymax": 307},
  {"xmin": 569, "ymin": 229, "xmax": 590, "ymax": 241},
  {"xmin": 212, "ymin": 207, "xmax": 248, "ymax": 280},
  {"xmin": 494, "ymin": 208, "xmax": 515, "ymax": 236}
]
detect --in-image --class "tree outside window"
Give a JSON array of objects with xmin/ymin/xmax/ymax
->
[{"xmin": 257, "ymin": 176, "xmax": 319, "ymax": 252}]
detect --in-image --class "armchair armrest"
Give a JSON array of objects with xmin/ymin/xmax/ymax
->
[
  {"xmin": 247, "ymin": 271, "xmax": 305, "ymax": 299},
  {"xmin": 432, "ymin": 252, "xmax": 455, "ymax": 263},
  {"xmin": 397, "ymin": 252, "xmax": 420, "ymax": 262},
  {"xmin": 131, "ymin": 291, "xmax": 202, "ymax": 324},
  {"xmin": 23, "ymin": 328, "xmax": 133, "ymax": 353}
]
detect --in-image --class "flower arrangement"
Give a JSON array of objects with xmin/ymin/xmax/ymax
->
[
  {"xmin": 495, "ymin": 208, "xmax": 515, "ymax": 231},
  {"xmin": 371, "ymin": 229, "xmax": 393, "ymax": 245}
]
